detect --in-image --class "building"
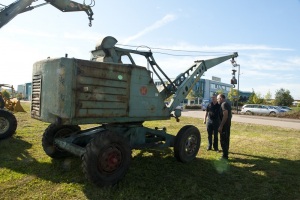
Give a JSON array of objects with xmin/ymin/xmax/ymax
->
[
  {"xmin": 17, "ymin": 83, "xmax": 32, "ymax": 100},
  {"xmin": 155, "ymin": 76, "xmax": 251, "ymax": 105},
  {"xmin": 194, "ymin": 78, "xmax": 232, "ymax": 101}
]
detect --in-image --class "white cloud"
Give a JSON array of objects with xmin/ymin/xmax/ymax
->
[
  {"xmin": 63, "ymin": 31, "xmax": 101, "ymax": 41},
  {"xmin": 218, "ymin": 44, "xmax": 293, "ymax": 52},
  {"xmin": 123, "ymin": 14, "xmax": 176, "ymax": 44},
  {"xmin": 3, "ymin": 26, "xmax": 57, "ymax": 38},
  {"xmin": 150, "ymin": 43, "xmax": 293, "ymax": 53}
]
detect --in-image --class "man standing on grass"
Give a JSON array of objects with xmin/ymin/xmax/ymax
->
[
  {"xmin": 217, "ymin": 94, "xmax": 232, "ymax": 160},
  {"xmin": 203, "ymin": 95, "xmax": 220, "ymax": 151}
]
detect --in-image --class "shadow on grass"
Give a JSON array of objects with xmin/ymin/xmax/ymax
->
[
  {"xmin": 0, "ymin": 136, "xmax": 85, "ymax": 185},
  {"xmin": 82, "ymin": 149, "xmax": 300, "ymax": 200},
  {"xmin": 1, "ymin": 137, "xmax": 299, "ymax": 199}
]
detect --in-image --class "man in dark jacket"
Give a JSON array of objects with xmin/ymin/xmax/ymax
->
[
  {"xmin": 204, "ymin": 95, "xmax": 220, "ymax": 151},
  {"xmin": 217, "ymin": 94, "xmax": 232, "ymax": 160}
]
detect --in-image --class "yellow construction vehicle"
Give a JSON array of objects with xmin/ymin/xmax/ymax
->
[
  {"xmin": 0, "ymin": 84, "xmax": 25, "ymax": 112},
  {"xmin": 0, "ymin": 92, "xmax": 17, "ymax": 140}
]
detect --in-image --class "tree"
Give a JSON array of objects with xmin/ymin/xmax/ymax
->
[
  {"xmin": 264, "ymin": 90, "xmax": 272, "ymax": 101},
  {"xmin": 228, "ymin": 88, "xmax": 239, "ymax": 108},
  {"xmin": 247, "ymin": 90, "xmax": 263, "ymax": 104},
  {"xmin": 1, "ymin": 90, "xmax": 10, "ymax": 99},
  {"xmin": 228, "ymin": 88, "xmax": 238, "ymax": 102},
  {"xmin": 189, "ymin": 89, "xmax": 203, "ymax": 104},
  {"xmin": 274, "ymin": 88, "xmax": 294, "ymax": 106},
  {"xmin": 17, "ymin": 93, "xmax": 24, "ymax": 100},
  {"xmin": 264, "ymin": 90, "xmax": 272, "ymax": 104},
  {"xmin": 216, "ymin": 89, "xmax": 224, "ymax": 95}
]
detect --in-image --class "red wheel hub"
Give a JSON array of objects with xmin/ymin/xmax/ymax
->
[{"xmin": 99, "ymin": 146, "xmax": 122, "ymax": 173}]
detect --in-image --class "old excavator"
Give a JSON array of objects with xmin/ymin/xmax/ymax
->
[
  {"xmin": 31, "ymin": 36, "xmax": 239, "ymax": 187},
  {"xmin": 0, "ymin": 84, "xmax": 17, "ymax": 140}
]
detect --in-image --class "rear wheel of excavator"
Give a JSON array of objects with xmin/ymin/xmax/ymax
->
[
  {"xmin": 82, "ymin": 131, "xmax": 131, "ymax": 187},
  {"xmin": 0, "ymin": 109, "xmax": 17, "ymax": 140},
  {"xmin": 174, "ymin": 125, "xmax": 201, "ymax": 163},
  {"xmin": 42, "ymin": 124, "xmax": 81, "ymax": 158}
]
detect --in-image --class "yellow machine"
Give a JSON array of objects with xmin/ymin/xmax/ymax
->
[
  {"xmin": 0, "ymin": 84, "xmax": 25, "ymax": 112},
  {"xmin": 4, "ymin": 98, "xmax": 26, "ymax": 112},
  {"xmin": 0, "ymin": 90, "xmax": 17, "ymax": 140}
]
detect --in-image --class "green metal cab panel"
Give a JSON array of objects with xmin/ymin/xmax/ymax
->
[{"xmin": 31, "ymin": 58, "xmax": 170, "ymax": 125}]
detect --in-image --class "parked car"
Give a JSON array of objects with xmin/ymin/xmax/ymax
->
[
  {"xmin": 272, "ymin": 106, "xmax": 286, "ymax": 112},
  {"xmin": 165, "ymin": 102, "xmax": 184, "ymax": 111},
  {"xmin": 266, "ymin": 106, "xmax": 285, "ymax": 114},
  {"xmin": 201, "ymin": 99, "xmax": 210, "ymax": 111},
  {"xmin": 176, "ymin": 105, "xmax": 184, "ymax": 111},
  {"xmin": 278, "ymin": 106, "xmax": 292, "ymax": 112},
  {"xmin": 241, "ymin": 104, "xmax": 282, "ymax": 115}
]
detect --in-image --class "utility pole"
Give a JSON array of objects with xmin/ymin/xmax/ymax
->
[
  {"xmin": 236, "ymin": 64, "xmax": 240, "ymax": 114},
  {"xmin": 230, "ymin": 59, "xmax": 240, "ymax": 114}
]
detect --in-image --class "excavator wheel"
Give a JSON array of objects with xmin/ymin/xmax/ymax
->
[
  {"xmin": 82, "ymin": 131, "xmax": 131, "ymax": 187},
  {"xmin": 174, "ymin": 125, "xmax": 201, "ymax": 163},
  {"xmin": 0, "ymin": 109, "xmax": 17, "ymax": 140},
  {"xmin": 42, "ymin": 124, "xmax": 81, "ymax": 158}
]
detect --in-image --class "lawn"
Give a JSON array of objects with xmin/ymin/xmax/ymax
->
[{"xmin": 0, "ymin": 102, "xmax": 299, "ymax": 200}]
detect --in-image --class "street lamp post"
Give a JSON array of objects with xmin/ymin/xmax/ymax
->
[
  {"xmin": 230, "ymin": 58, "xmax": 240, "ymax": 114},
  {"xmin": 236, "ymin": 64, "xmax": 240, "ymax": 114}
]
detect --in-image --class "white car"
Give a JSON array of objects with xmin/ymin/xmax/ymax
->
[
  {"xmin": 278, "ymin": 106, "xmax": 292, "ymax": 112},
  {"xmin": 201, "ymin": 100, "xmax": 210, "ymax": 111},
  {"xmin": 176, "ymin": 105, "xmax": 184, "ymax": 111},
  {"xmin": 266, "ymin": 106, "xmax": 285, "ymax": 114},
  {"xmin": 165, "ymin": 102, "xmax": 183, "ymax": 111},
  {"xmin": 241, "ymin": 104, "xmax": 282, "ymax": 115}
]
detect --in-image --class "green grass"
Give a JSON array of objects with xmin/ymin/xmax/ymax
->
[{"xmin": 1, "ymin": 102, "xmax": 300, "ymax": 200}]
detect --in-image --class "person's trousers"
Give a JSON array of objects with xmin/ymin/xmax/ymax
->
[
  {"xmin": 207, "ymin": 122, "xmax": 219, "ymax": 150},
  {"xmin": 220, "ymin": 126, "xmax": 231, "ymax": 158}
]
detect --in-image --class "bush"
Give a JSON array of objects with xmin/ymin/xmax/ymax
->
[
  {"xmin": 1, "ymin": 90, "xmax": 10, "ymax": 99},
  {"xmin": 185, "ymin": 105, "xmax": 202, "ymax": 109}
]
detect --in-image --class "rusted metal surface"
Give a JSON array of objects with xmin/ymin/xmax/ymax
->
[
  {"xmin": 31, "ymin": 58, "xmax": 170, "ymax": 125},
  {"xmin": 31, "ymin": 75, "xmax": 42, "ymax": 117},
  {"xmin": 75, "ymin": 59, "xmax": 131, "ymax": 118}
]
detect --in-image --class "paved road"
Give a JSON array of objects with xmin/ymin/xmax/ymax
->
[{"xmin": 181, "ymin": 110, "xmax": 300, "ymax": 130}]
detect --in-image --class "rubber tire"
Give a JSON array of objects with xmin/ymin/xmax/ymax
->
[
  {"xmin": 42, "ymin": 124, "xmax": 81, "ymax": 158},
  {"xmin": 246, "ymin": 110, "xmax": 252, "ymax": 115},
  {"xmin": 270, "ymin": 111, "xmax": 276, "ymax": 116},
  {"xmin": 0, "ymin": 109, "xmax": 17, "ymax": 140},
  {"xmin": 82, "ymin": 131, "xmax": 131, "ymax": 187},
  {"xmin": 174, "ymin": 125, "xmax": 201, "ymax": 163}
]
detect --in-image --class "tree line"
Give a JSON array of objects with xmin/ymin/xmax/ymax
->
[
  {"xmin": 187, "ymin": 87, "xmax": 295, "ymax": 107},
  {"xmin": 228, "ymin": 88, "xmax": 295, "ymax": 106}
]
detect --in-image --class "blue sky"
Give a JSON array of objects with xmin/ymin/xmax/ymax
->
[{"xmin": 1, "ymin": 0, "xmax": 300, "ymax": 99}]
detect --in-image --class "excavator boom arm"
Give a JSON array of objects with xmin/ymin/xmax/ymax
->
[
  {"xmin": 0, "ymin": 0, "xmax": 94, "ymax": 29},
  {"xmin": 0, "ymin": 0, "xmax": 34, "ymax": 28},
  {"xmin": 165, "ymin": 53, "xmax": 238, "ymax": 111},
  {"xmin": 45, "ymin": 0, "xmax": 93, "ymax": 26}
]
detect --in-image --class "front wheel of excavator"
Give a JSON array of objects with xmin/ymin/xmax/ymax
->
[
  {"xmin": 174, "ymin": 125, "xmax": 201, "ymax": 163},
  {"xmin": 82, "ymin": 131, "xmax": 131, "ymax": 187},
  {"xmin": 42, "ymin": 124, "xmax": 81, "ymax": 158},
  {"xmin": 0, "ymin": 109, "xmax": 17, "ymax": 140}
]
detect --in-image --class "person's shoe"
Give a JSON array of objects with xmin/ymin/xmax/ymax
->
[
  {"xmin": 219, "ymin": 156, "xmax": 228, "ymax": 160},
  {"xmin": 214, "ymin": 149, "xmax": 219, "ymax": 152},
  {"xmin": 206, "ymin": 148, "xmax": 212, "ymax": 151}
]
